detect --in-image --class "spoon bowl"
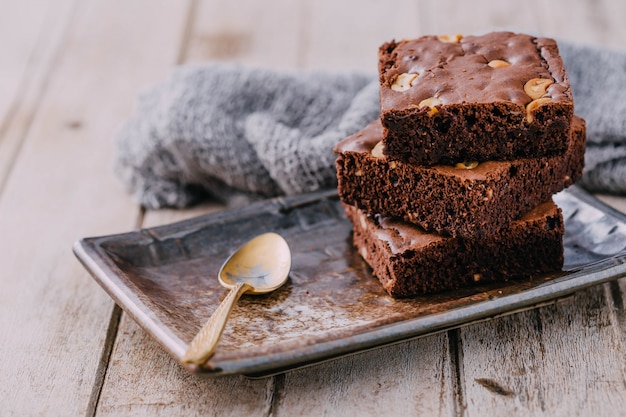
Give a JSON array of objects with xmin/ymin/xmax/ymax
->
[
  {"xmin": 219, "ymin": 232, "xmax": 291, "ymax": 294},
  {"xmin": 182, "ymin": 232, "xmax": 291, "ymax": 366}
]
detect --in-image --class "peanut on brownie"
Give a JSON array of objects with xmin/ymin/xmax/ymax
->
[
  {"xmin": 334, "ymin": 117, "xmax": 585, "ymax": 238},
  {"xmin": 344, "ymin": 200, "xmax": 564, "ymax": 298},
  {"xmin": 378, "ymin": 32, "xmax": 574, "ymax": 165}
]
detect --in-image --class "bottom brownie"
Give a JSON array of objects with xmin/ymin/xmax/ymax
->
[{"xmin": 344, "ymin": 201, "xmax": 564, "ymax": 298}]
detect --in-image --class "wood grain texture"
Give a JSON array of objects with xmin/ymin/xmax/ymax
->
[
  {"xmin": 96, "ymin": 200, "xmax": 279, "ymax": 415},
  {"xmin": 184, "ymin": 0, "xmax": 301, "ymax": 68},
  {"xmin": 0, "ymin": 0, "xmax": 54, "ymax": 128},
  {"xmin": 428, "ymin": 3, "xmax": 626, "ymax": 415},
  {"xmin": 542, "ymin": 0, "xmax": 626, "ymax": 50},
  {"xmin": 0, "ymin": 0, "xmax": 191, "ymax": 415},
  {"xmin": 275, "ymin": 334, "xmax": 456, "ymax": 417},
  {"xmin": 299, "ymin": 0, "xmax": 420, "ymax": 71},
  {"xmin": 3, "ymin": 0, "xmax": 626, "ymax": 416},
  {"xmin": 418, "ymin": 0, "xmax": 626, "ymax": 51},
  {"xmin": 0, "ymin": 0, "xmax": 77, "ymax": 190},
  {"xmin": 459, "ymin": 284, "xmax": 626, "ymax": 416},
  {"xmin": 417, "ymin": 0, "xmax": 543, "ymax": 37},
  {"xmin": 95, "ymin": 0, "xmax": 295, "ymax": 414},
  {"xmin": 97, "ymin": 0, "xmax": 626, "ymax": 416},
  {"xmin": 98, "ymin": 2, "xmax": 453, "ymax": 417},
  {"xmin": 97, "ymin": 315, "xmax": 274, "ymax": 416}
]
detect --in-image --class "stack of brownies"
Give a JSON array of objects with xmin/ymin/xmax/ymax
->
[{"xmin": 334, "ymin": 32, "xmax": 586, "ymax": 298}]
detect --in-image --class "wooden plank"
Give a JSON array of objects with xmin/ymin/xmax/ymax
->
[
  {"xmin": 277, "ymin": 335, "xmax": 457, "ymax": 416},
  {"xmin": 273, "ymin": 2, "xmax": 459, "ymax": 415},
  {"xmin": 417, "ymin": 0, "xmax": 626, "ymax": 52},
  {"xmin": 0, "ymin": 0, "xmax": 51, "ymax": 126},
  {"xmin": 89, "ymin": 1, "xmax": 626, "ymax": 416},
  {"xmin": 417, "ymin": 2, "xmax": 626, "ymax": 415},
  {"xmin": 95, "ymin": 0, "xmax": 303, "ymax": 415},
  {"xmin": 0, "ymin": 0, "xmax": 77, "ymax": 189},
  {"xmin": 417, "ymin": 0, "xmax": 543, "ymax": 36},
  {"xmin": 299, "ymin": 0, "xmax": 421, "ymax": 71},
  {"xmin": 0, "ymin": 0, "xmax": 192, "ymax": 415},
  {"xmin": 96, "ymin": 200, "xmax": 273, "ymax": 415},
  {"xmin": 98, "ymin": 1, "xmax": 457, "ymax": 416},
  {"xmin": 459, "ymin": 284, "xmax": 626, "ymax": 415},
  {"xmin": 97, "ymin": 314, "xmax": 274, "ymax": 416},
  {"xmin": 95, "ymin": 203, "xmax": 278, "ymax": 417},
  {"xmin": 183, "ymin": 0, "xmax": 301, "ymax": 68},
  {"xmin": 541, "ymin": 0, "xmax": 626, "ymax": 50}
]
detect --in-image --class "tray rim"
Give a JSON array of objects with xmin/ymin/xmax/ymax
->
[{"xmin": 73, "ymin": 185, "xmax": 626, "ymax": 377}]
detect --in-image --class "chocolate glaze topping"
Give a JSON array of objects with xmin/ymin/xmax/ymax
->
[
  {"xmin": 334, "ymin": 116, "xmax": 585, "ymax": 238},
  {"xmin": 379, "ymin": 32, "xmax": 571, "ymax": 111},
  {"xmin": 373, "ymin": 200, "xmax": 559, "ymax": 255},
  {"xmin": 335, "ymin": 116, "xmax": 584, "ymax": 181}
]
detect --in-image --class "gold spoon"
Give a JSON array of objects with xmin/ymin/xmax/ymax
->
[{"xmin": 182, "ymin": 232, "xmax": 291, "ymax": 365}]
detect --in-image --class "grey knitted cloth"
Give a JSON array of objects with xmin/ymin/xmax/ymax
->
[{"xmin": 116, "ymin": 41, "xmax": 626, "ymax": 209}]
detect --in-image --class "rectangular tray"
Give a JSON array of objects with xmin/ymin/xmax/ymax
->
[{"xmin": 73, "ymin": 186, "xmax": 626, "ymax": 377}]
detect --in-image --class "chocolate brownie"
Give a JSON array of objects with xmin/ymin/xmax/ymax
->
[
  {"xmin": 344, "ymin": 201, "xmax": 564, "ymax": 298},
  {"xmin": 378, "ymin": 32, "xmax": 574, "ymax": 165},
  {"xmin": 334, "ymin": 117, "xmax": 585, "ymax": 238}
]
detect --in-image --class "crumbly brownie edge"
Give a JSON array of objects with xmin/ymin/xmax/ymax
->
[
  {"xmin": 378, "ymin": 32, "xmax": 574, "ymax": 165},
  {"xmin": 380, "ymin": 102, "xmax": 573, "ymax": 165},
  {"xmin": 335, "ymin": 118, "xmax": 585, "ymax": 238},
  {"xmin": 344, "ymin": 202, "xmax": 564, "ymax": 298}
]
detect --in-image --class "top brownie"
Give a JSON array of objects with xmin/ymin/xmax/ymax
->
[{"xmin": 378, "ymin": 32, "xmax": 574, "ymax": 165}]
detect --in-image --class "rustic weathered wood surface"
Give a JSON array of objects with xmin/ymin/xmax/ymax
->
[{"xmin": 2, "ymin": 0, "xmax": 626, "ymax": 415}]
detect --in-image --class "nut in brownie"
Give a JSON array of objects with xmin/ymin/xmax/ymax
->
[
  {"xmin": 378, "ymin": 32, "xmax": 574, "ymax": 165},
  {"xmin": 334, "ymin": 117, "xmax": 585, "ymax": 238},
  {"xmin": 344, "ymin": 201, "xmax": 564, "ymax": 298}
]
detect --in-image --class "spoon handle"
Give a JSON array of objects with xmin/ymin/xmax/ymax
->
[{"xmin": 182, "ymin": 282, "xmax": 252, "ymax": 365}]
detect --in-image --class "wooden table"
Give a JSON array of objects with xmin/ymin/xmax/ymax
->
[{"xmin": 3, "ymin": 1, "xmax": 626, "ymax": 415}]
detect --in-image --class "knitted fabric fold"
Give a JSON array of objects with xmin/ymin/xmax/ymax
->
[{"xmin": 116, "ymin": 41, "xmax": 626, "ymax": 209}]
